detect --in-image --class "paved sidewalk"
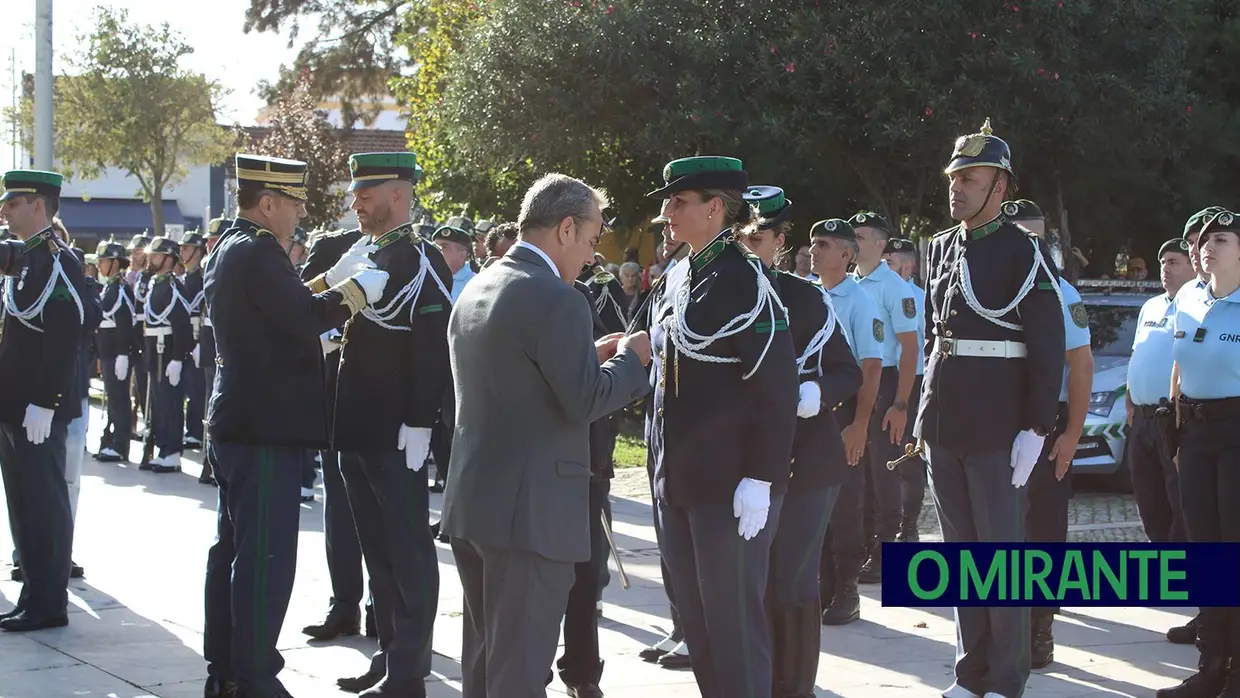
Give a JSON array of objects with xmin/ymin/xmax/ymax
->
[{"xmin": 0, "ymin": 404, "xmax": 1198, "ymax": 697}]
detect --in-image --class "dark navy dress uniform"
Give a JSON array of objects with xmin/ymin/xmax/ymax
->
[
  {"xmin": 180, "ymin": 233, "xmax": 208, "ymax": 448},
  {"xmin": 202, "ymin": 155, "xmax": 370, "ymax": 698},
  {"xmin": 95, "ymin": 241, "xmax": 139, "ymax": 460},
  {"xmin": 0, "ymin": 179, "xmax": 99, "ymax": 630},
  {"xmin": 198, "ymin": 217, "xmax": 234, "ymax": 485},
  {"xmin": 298, "ymin": 226, "xmax": 366, "ymax": 637},
  {"xmin": 141, "ymin": 237, "xmax": 194, "ymax": 471},
  {"xmin": 127, "ymin": 235, "xmax": 152, "ymax": 434},
  {"xmin": 331, "ymin": 151, "xmax": 451, "ymax": 695},
  {"xmin": 1158, "ymin": 209, "xmax": 1240, "ymax": 698},
  {"xmin": 916, "ymin": 122, "xmax": 1065, "ymax": 698},
  {"xmin": 644, "ymin": 156, "xmax": 799, "ymax": 698}
]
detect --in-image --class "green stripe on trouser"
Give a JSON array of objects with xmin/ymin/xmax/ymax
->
[{"xmin": 254, "ymin": 447, "xmax": 273, "ymax": 678}]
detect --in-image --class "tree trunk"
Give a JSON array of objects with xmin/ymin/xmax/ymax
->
[
  {"xmin": 150, "ymin": 189, "xmax": 164, "ymax": 239},
  {"xmin": 1053, "ymin": 173, "xmax": 1074, "ymax": 281}
]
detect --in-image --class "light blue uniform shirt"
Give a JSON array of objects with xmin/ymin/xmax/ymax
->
[
  {"xmin": 1173, "ymin": 282, "xmax": 1240, "ymax": 399},
  {"xmin": 854, "ymin": 260, "xmax": 919, "ymax": 367},
  {"xmin": 1127, "ymin": 292, "xmax": 1177, "ymax": 406},
  {"xmin": 1058, "ymin": 279, "xmax": 1091, "ymax": 402},
  {"xmin": 825, "ymin": 275, "xmax": 883, "ymax": 365},
  {"xmin": 910, "ymin": 280, "xmax": 926, "ymax": 376},
  {"xmin": 450, "ymin": 264, "xmax": 477, "ymax": 303}
]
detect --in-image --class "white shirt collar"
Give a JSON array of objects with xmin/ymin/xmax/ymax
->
[{"xmin": 513, "ymin": 240, "xmax": 558, "ymax": 274}]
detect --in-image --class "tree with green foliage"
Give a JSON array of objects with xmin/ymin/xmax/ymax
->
[
  {"xmin": 249, "ymin": 71, "xmax": 350, "ymax": 228},
  {"xmin": 47, "ymin": 7, "xmax": 234, "ymax": 236}
]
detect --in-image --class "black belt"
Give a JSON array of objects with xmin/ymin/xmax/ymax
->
[
  {"xmin": 1134, "ymin": 403, "xmax": 1161, "ymax": 419},
  {"xmin": 1178, "ymin": 395, "xmax": 1240, "ymax": 422}
]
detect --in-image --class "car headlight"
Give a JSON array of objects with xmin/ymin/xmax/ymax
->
[{"xmin": 1088, "ymin": 389, "xmax": 1120, "ymax": 417}]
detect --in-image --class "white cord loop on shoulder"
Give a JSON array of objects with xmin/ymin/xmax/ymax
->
[
  {"xmin": 798, "ymin": 284, "xmax": 839, "ymax": 376},
  {"xmin": 3, "ymin": 252, "xmax": 86, "ymax": 333},
  {"xmin": 102, "ymin": 282, "xmax": 136, "ymax": 322},
  {"xmin": 360, "ymin": 238, "xmax": 452, "ymax": 331},
  {"xmin": 954, "ymin": 235, "xmax": 1064, "ymax": 331},
  {"xmin": 141, "ymin": 278, "xmax": 188, "ymax": 326},
  {"xmin": 661, "ymin": 237, "xmax": 787, "ymax": 380},
  {"xmin": 594, "ymin": 281, "xmax": 626, "ymax": 325}
]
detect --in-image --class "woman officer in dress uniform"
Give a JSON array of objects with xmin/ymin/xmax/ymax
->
[
  {"xmin": 1161, "ymin": 209, "xmax": 1240, "ymax": 698},
  {"xmin": 740, "ymin": 186, "xmax": 861, "ymax": 697}
]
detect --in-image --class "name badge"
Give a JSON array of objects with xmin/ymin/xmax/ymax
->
[{"xmin": 1194, "ymin": 327, "xmax": 1207, "ymax": 343}]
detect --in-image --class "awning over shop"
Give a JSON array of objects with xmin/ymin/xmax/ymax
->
[{"xmin": 57, "ymin": 197, "xmax": 186, "ymax": 240}]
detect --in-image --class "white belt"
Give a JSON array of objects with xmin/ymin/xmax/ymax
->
[
  {"xmin": 144, "ymin": 326, "xmax": 173, "ymax": 338},
  {"xmin": 191, "ymin": 316, "xmax": 201, "ymax": 339},
  {"xmin": 99, "ymin": 319, "xmax": 117, "ymax": 329},
  {"xmin": 934, "ymin": 337, "xmax": 1027, "ymax": 359}
]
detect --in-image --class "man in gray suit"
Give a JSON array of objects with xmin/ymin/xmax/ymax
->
[{"xmin": 441, "ymin": 173, "xmax": 652, "ymax": 698}]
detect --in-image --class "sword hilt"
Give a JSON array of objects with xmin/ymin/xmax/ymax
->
[{"xmin": 886, "ymin": 441, "xmax": 925, "ymax": 471}]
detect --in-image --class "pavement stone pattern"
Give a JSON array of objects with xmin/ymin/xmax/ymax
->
[{"xmin": 0, "ymin": 405, "xmax": 1194, "ymax": 697}]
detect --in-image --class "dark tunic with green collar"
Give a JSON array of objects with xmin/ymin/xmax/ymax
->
[
  {"xmin": 0, "ymin": 227, "xmax": 100, "ymax": 423},
  {"xmin": 641, "ymin": 233, "xmax": 799, "ymax": 507},
  {"xmin": 915, "ymin": 215, "xmax": 1065, "ymax": 455},
  {"xmin": 332, "ymin": 223, "xmax": 454, "ymax": 452}
]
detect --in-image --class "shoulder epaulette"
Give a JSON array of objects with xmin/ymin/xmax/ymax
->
[
  {"xmin": 591, "ymin": 269, "xmax": 615, "ymax": 284},
  {"xmin": 932, "ymin": 224, "xmax": 962, "ymax": 239}
]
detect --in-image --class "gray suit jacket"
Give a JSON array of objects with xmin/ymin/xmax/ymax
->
[{"xmin": 441, "ymin": 245, "xmax": 649, "ymax": 563}]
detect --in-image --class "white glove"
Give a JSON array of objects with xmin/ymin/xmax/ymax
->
[
  {"xmin": 114, "ymin": 355, "xmax": 129, "ymax": 381},
  {"xmin": 349, "ymin": 268, "xmax": 390, "ymax": 305},
  {"xmin": 732, "ymin": 477, "xmax": 772, "ymax": 540},
  {"xmin": 797, "ymin": 381, "xmax": 822, "ymax": 419},
  {"xmin": 325, "ymin": 243, "xmax": 379, "ymax": 287},
  {"xmin": 397, "ymin": 425, "xmax": 432, "ymax": 472},
  {"xmin": 1010, "ymin": 429, "xmax": 1046, "ymax": 487},
  {"xmin": 191, "ymin": 344, "xmax": 201, "ymax": 368},
  {"xmin": 320, "ymin": 331, "xmax": 342, "ymax": 357},
  {"xmin": 22, "ymin": 404, "xmax": 54, "ymax": 445},
  {"xmin": 166, "ymin": 359, "xmax": 183, "ymax": 387}
]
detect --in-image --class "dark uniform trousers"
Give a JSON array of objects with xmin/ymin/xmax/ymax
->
[
  {"xmin": 0, "ymin": 422, "xmax": 71, "ymax": 617},
  {"xmin": 647, "ymin": 456, "xmax": 684, "ymax": 642},
  {"xmin": 321, "ymin": 446, "xmax": 364, "ymax": 611},
  {"xmin": 431, "ymin": 385, "xmax": 454, "ymax": 484},
  {"xmin": 772, "ymin": 487, "xmax": 840, "ymax": 606},
  {"xmin": 204, "ymin": 440, "xmax": 303, "ymax": 697},
  {"xmin": 1128, "ymin": 407, "xmax": 1186, "ymax": 543},
  {"xmin": 184, "ymin": 357, "xmax": 206, "ymax": 443},
  {"xmin": 822, "ymin": 398, "xmax": 866, "ymax": 596},
  {"xmin": 1177, "ymin": 409, "xmax": 1240, "ymax": 661},
  {"xmin": 1024, "ymin": 404, "xmax": 1071, "ymax": 622},
  {"xmin": 147, "ymin": 346, "xmax": 186, "ymax": 458},
  {"xmin": 340, "ymin": 450, "xmax": 437, "ymax": 687},
  {"xmin": 201, "ymin": 350, "xmax": 216, "ymax": 478},
  {"xmin": 863, "ymin": 367, "xmax": 904, "ymax": 545},
  {"xmin": 927, "ymin": 442, "xmax": 1030, "ymax": 698},
  {"xmin": 132, "ymin": 346, "xmax": 148, "ymax": 426},
  {"xmin": 557, "ymin": 478, "xmax": 611, "ymax": 685},
  {"xmin": 899, "ymin": 375, "xmax": 926, "ymax": 525},
  {"xmin": 658, "ymin": 496, "xmax": 784, "ymax": 698},
  {"xmin": 103, "ymin": 361, "xmax": 133, "ymax": 452}
]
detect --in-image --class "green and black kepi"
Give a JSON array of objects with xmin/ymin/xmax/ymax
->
[
  {"xmin": 1196, "ymin": 209, "xmax": 1240, "ymax": 248},
  {"xmin": 0, "ymin": 169, "xmax": 63, "ymax": 202},
  {"xmin": 1001, "ymin": 199, "xmax": 1043, "ymax": 221},
  {"xmin": 236, "ymin": 154, "xmax": 308, "ymax": 201},
  {"xmin": 849, "ymin": 212, "xmax": 892, "ymax": 234},
  {"xmin": 1158, "ymin": 237, "xmax": 1192, "ymax": 259},
  {"xmin": 944, "ymin": 118, "xmax": 1015, "ymax": 180},
  {"xmin": 128, "ymin": 233, "xmax": 152, "ymax": 251},
  {"xmin": 348, "ymin": 152, "xmax": 420, "ymax": 192},
  {"xmin": 205, "ymin": 216, "xmax": 232, "ymax": 240},
  {"xmin": 95, "ymin": 238, "xmax": 129, "ymax": 265},
  {"xmin": 810, "ymin": 218, "xmax": 856, "ymax": 241},
  {"xmin": 648, "ymin": 156, "xmax": 747, "ymax": 198},
  {"xmin": 742, "ymin": 186, "xmax": 793, "ymax": 229},
  {"xmin": 1183, "ymin": 206, "xmax": 1225, "ymax": 241}
]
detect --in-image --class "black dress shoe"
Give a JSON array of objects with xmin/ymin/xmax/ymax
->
[
  {"xmin": 657, "ymin": 644, "xmax": 690, "ymax": 669},
  {"xmin": 565, "ymin": 683, "xmax": 604, "ymax": 698},
  {"xmin": 203, "ymin": 677, "xmax": 238, "ymax": 698},
  {"xmin": 0, "ymin": 606, "xmax": 22, "ymax": 621},
  {"xmin": 199, "ymin": 474, "xmax": 218, "ymax": 486},
  {"xmin": 302, "ymin": 608, "xmax": 360, "ymax": 641},
  {"xmin": 429, "ymin": 480, "xmax": 445, "ymax": 494},
  {"xmin": 10, "ymin": 566, "xmax": 22, "ymax": 582},
  {"xmin": 337, "ymin": 672, "xmax": 383, "ymax": 694},
  {"xmin": 1166, "ymin": 614, "xmax": 1199, "ymax": 644},
  {"xmin": 365, "ymin": 604, "xmax": 376, "ymax": 638},
  {"xmin": 70, "ymin": 562, "xmax": 85, "ymax": 579},
  {"xmin": 0, "ymin": 611, "xmax": 69, "ymax": 632}
]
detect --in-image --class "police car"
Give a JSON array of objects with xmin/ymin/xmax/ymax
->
[{"xmin": 1071, "ymin": 278, "xmax": 1163, "ymax": 489}]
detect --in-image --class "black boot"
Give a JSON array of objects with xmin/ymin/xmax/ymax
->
[
  {"xmin": 1156, "ymin": 656, "xmax": 1229, "ymax": 698},
  {"xmin": 896, "ymin": 513, "xmax": 920, "ymax": 543},
  {"xmin": 774, "ymin": 600, "xmax": 820, "ymax": 697},
  {"xmin": 1030, "ymin": 613, "xmax": 1054, "ymax": 669},
  {"xmin": 1167, "ymin": 614, "xmax": 1199, "ymax": 645},
  {"xmin": 302, "ymin": 605, "xmax": 361, "ymax": 641},
  {"xmin": 822, "ymin": 577, "xmax": 860, "ymax": 626},
  {"xmin": 858, "ymin": 543, "xmax": 885, "ymax": 585}
]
